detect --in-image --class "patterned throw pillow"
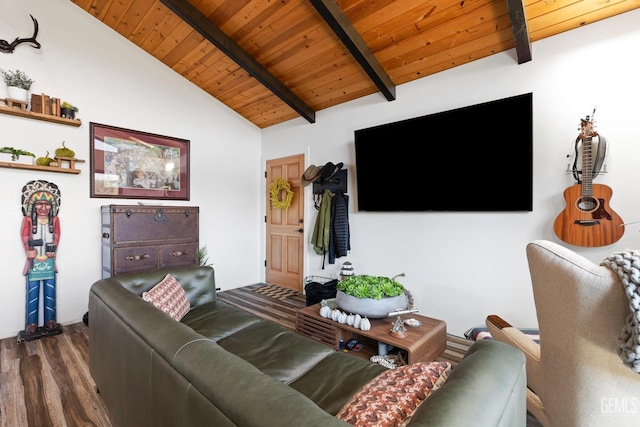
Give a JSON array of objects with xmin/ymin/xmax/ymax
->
[
  {"xmin": 142, "ymin": 274, "xmax": 190, "ymax": 321},
  {"xmin": 336, "ymin": 361, "xmax": 451, "ymax": 427}
]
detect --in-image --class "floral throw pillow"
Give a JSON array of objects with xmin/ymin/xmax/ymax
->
[
  {"xmin": 336, "ymin": 361, "xmax": 451, "ymax": 427},
  {"xmin": 142, "ymin": 274, "xmax": 190, "ymax": 321}
]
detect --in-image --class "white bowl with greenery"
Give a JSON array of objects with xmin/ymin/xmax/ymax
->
[{"xmin": 336, "ymin": 274, "xmax": 407, "ymax": 318}]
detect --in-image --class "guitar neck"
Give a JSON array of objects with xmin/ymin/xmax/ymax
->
[{"xmin": 581, "ymin": 135, "xmax": 593, "ymax": 196}]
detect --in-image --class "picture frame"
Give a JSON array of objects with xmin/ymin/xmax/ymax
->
[{"xmin": 89, "ymin": 122, "xmax": 190, "ymax": 200}]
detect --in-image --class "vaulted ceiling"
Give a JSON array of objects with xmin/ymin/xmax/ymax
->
[{"xmin": 70, "ymin": 0, "xmax": 639, "ymax": 129}]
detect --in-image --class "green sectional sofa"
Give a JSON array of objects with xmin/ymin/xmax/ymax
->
[{"xmin": 88, "ymin": 266, "xmax": 526, "ymax": 427}]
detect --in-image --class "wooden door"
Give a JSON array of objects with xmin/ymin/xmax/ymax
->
[{"xmin": 265, "ymin": 154, "xmax": 305, "ymax": 291}]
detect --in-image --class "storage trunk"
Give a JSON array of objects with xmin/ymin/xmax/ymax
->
[{"xmin": 101, "ymin": 205, "xmax": 199, "ymax": 278}]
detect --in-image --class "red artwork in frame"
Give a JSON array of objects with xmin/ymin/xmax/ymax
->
[{"xmin": 89, "ymin": 122, "xmax": 190, "ymax": 200}]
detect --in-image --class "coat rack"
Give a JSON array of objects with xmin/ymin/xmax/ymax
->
[{"xmin": 313, "ymin": 169, "xmax": 347, "ymax": 194}]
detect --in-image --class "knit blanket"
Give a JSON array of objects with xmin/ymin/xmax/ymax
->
[{"xmin": 601, "ymin": 250, "xmax": 640, "ymax": 373}]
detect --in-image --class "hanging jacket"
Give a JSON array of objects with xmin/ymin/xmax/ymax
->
[
  {"xmin": 329, "ymin": 190, "xmax": 350, "ymax": 264},
  {"xmin": 311, "ymin": 190, "xmax": 334, "ymax": 258}
]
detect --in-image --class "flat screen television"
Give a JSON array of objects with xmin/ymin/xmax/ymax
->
[{"xmin": 354, "ymin": 92, "xmax": 533, "ymax": 212}]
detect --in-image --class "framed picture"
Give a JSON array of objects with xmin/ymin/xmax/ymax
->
[{"xmin": 89, "ymin": 122, "xmax": 190, "ymax": 200}]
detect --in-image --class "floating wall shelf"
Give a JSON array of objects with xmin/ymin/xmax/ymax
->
[
  {"xmin": 0, "ymin": 104, "xmax": 82, "ymax": 127},
  {"xmin": 0, "ymin": 102, "xmax": 84, "ymax": 174},
  {"xmin": 0, "ymin": 158, "xmax": 84, "ymax": 174}
]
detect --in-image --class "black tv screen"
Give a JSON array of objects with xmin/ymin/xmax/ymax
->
[{"xmin": 354, "ymin": 93, "xmax": 533, "ymax": 212}]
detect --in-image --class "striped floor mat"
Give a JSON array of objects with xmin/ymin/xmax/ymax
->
[{"xmin": 253, "ymin": 284, "xmax": 299, "ymax": 300}]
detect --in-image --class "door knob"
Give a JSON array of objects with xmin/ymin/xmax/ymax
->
[{"xmin": 297, "ymin": 228, "xmax": 303, "ymax": 233}]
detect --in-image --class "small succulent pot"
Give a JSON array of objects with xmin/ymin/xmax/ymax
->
[{"xmin": 60, "ymin": 107, "xmax": 75, "ymax": 119}]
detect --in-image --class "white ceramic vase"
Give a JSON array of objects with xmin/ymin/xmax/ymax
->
[{"xmin": 335, "ymin": 290, "xmax": 407, "ymax": 319}]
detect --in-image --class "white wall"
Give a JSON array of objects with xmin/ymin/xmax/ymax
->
[
  {"xmin": 262, "ymin": 9, "xmax": 640, "ymax": 336},
  {"xmin": 0, "ymin": 0, "xmax": 263, "ymax": 338}
]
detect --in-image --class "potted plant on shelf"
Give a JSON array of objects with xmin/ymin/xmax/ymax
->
[
  {"xmin": 336, "ymin": 274, "xmax": 408, "ymax": 318},
  {"xmin": 60, "ymin": 101, "xmax": 78, "ymax": 120},
  {"xmin": 0, "ymin": 146, "xmax": 36, "ymax": 164},
  {"xmin": 0, "ymin": 69, "xmax": 34, "ymax": 103}
]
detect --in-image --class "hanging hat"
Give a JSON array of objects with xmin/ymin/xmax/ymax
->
[
  {"xmin": 301, "ymin": 164, "xmax": 323, "ymax": 187},
  {"xmin": 318, "ymin": 162, "xmax": 343, "ymax": 183}
]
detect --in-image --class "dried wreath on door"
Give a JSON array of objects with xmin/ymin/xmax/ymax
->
[{"xmin": 269, "ymin": 177, "xmax": 293, "ymax": 209}]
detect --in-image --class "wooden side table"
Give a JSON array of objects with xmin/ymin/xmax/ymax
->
[{"xmin": 296, "ymin": 303, "xmax": 446, "ymax": 364}]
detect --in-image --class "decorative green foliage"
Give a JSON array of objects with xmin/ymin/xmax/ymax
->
[
  {"xmin": 337, "ymin": 274, "xmax": 405, "ymax": 300},
  {"xmin": 0, "ymin": 146, "xmax": 35, "ymax": 161},
  {"xmin": 198, "ymin": 245, "xmax": 213, "ymax": 267},
  {"xmin": 0, "ymin": 69, "xmax": 34, "ymax": 90}
]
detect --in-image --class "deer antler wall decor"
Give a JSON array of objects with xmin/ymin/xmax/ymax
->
[{"xmin": 0, "ymin": 14, "xmax": 41, "ymax": 54}]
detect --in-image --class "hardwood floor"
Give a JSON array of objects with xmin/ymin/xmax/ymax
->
[
  {"xmin": 0, "ymin": 322, "xmax": 112, "ymax": 427},
  {"xmin": 0, "ymin": 283, "xmax": 472, "ymax": 426}
]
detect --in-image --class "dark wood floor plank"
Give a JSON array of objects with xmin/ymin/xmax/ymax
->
[
  {"xmin": 0, "ymin": 371, "xmax": 25, "ymax": 427},
  {"xmin": 20, "ymin": 352, "xmax": 55, "ymax": 427},
  {"xmin": 40, "ymin": 334, "xmax": 104, "ymax": 427}
]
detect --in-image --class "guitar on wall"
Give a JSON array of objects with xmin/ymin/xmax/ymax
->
[{"xmin": 553, "ymin": 111, "xmax": 624, "ymax": 247}]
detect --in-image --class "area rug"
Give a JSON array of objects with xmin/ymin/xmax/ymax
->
[{"xmin": 252, "ymin": 284, "xmax": 299, "ymax": 300}]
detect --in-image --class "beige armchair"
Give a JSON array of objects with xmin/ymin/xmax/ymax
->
[{"xmin": 486, "ymin": 240, "xmax": 640, "ymax": 427}]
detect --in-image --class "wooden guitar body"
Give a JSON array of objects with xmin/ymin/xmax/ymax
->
[{"xmin": 553, "ymin": 183, "xmax": 624, "ymax": 247}]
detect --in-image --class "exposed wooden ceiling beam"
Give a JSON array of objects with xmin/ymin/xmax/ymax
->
[
  {"xmin": 309, "ymin": 0, "xmax": 396, "ymax": 101},
  {"xmin": 159, "ymin": 0, "xmax": 316, "ymax": 124},
  {"xmin": 506, "ymin": 0, "xmax": 532, "ymax": 63}
]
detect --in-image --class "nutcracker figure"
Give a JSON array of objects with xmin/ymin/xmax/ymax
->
[{"xmin": 17, "ymin": 180, "xmax": 62, "ymax": 342}]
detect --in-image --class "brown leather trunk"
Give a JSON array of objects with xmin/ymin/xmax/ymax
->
[{"xmin": 101, "ymin": 204, "xmax": 199, "ymax": 278}]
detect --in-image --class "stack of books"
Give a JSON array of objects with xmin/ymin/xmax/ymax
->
[{"xmin": 30, "ymin": 93, "xmax": 61, "ymax": 116}]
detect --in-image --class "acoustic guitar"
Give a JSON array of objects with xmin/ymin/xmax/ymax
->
[{"xmin": 553, "ymin": 113, "xmax": 624, "ymax": 247}]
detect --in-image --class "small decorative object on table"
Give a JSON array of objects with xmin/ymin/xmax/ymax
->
[
  {"xmin": 404, "ymin": 318, "xmax": 422, "ymax": 328},
  {"xmin": 390, "ymin": 315, "xmax": 407, "ymax": 338},
  {"xmin": 339, "ymin": 261, "xmax": 354, "ymax": 280},
  {"xmin": 370, "ymin": 353, "xmax": 407, "ymax": 369}
]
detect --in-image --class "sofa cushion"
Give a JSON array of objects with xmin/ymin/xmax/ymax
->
[
  {"xmin": 142, "ymin": 274, "xmax": 191, "ymax": 321},
  {"xmin": 216, "ymin": 320, "xmax": 335, "ymax": 383},
  {"xmin": 289, "ymin": 351, "xmax": 387, "ymax": 415},
  {"xmin": 182, "ymin": 301, "xmax": 264, "ymax": 340},
  {"xmin": 336, "ymin": 361, "xmax": 451, "ymax": 427}
]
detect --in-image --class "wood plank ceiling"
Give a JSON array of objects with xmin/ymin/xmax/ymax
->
[{"xmin": 70, "ymin": 0, "xmax": 639, "ymax": 129}]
